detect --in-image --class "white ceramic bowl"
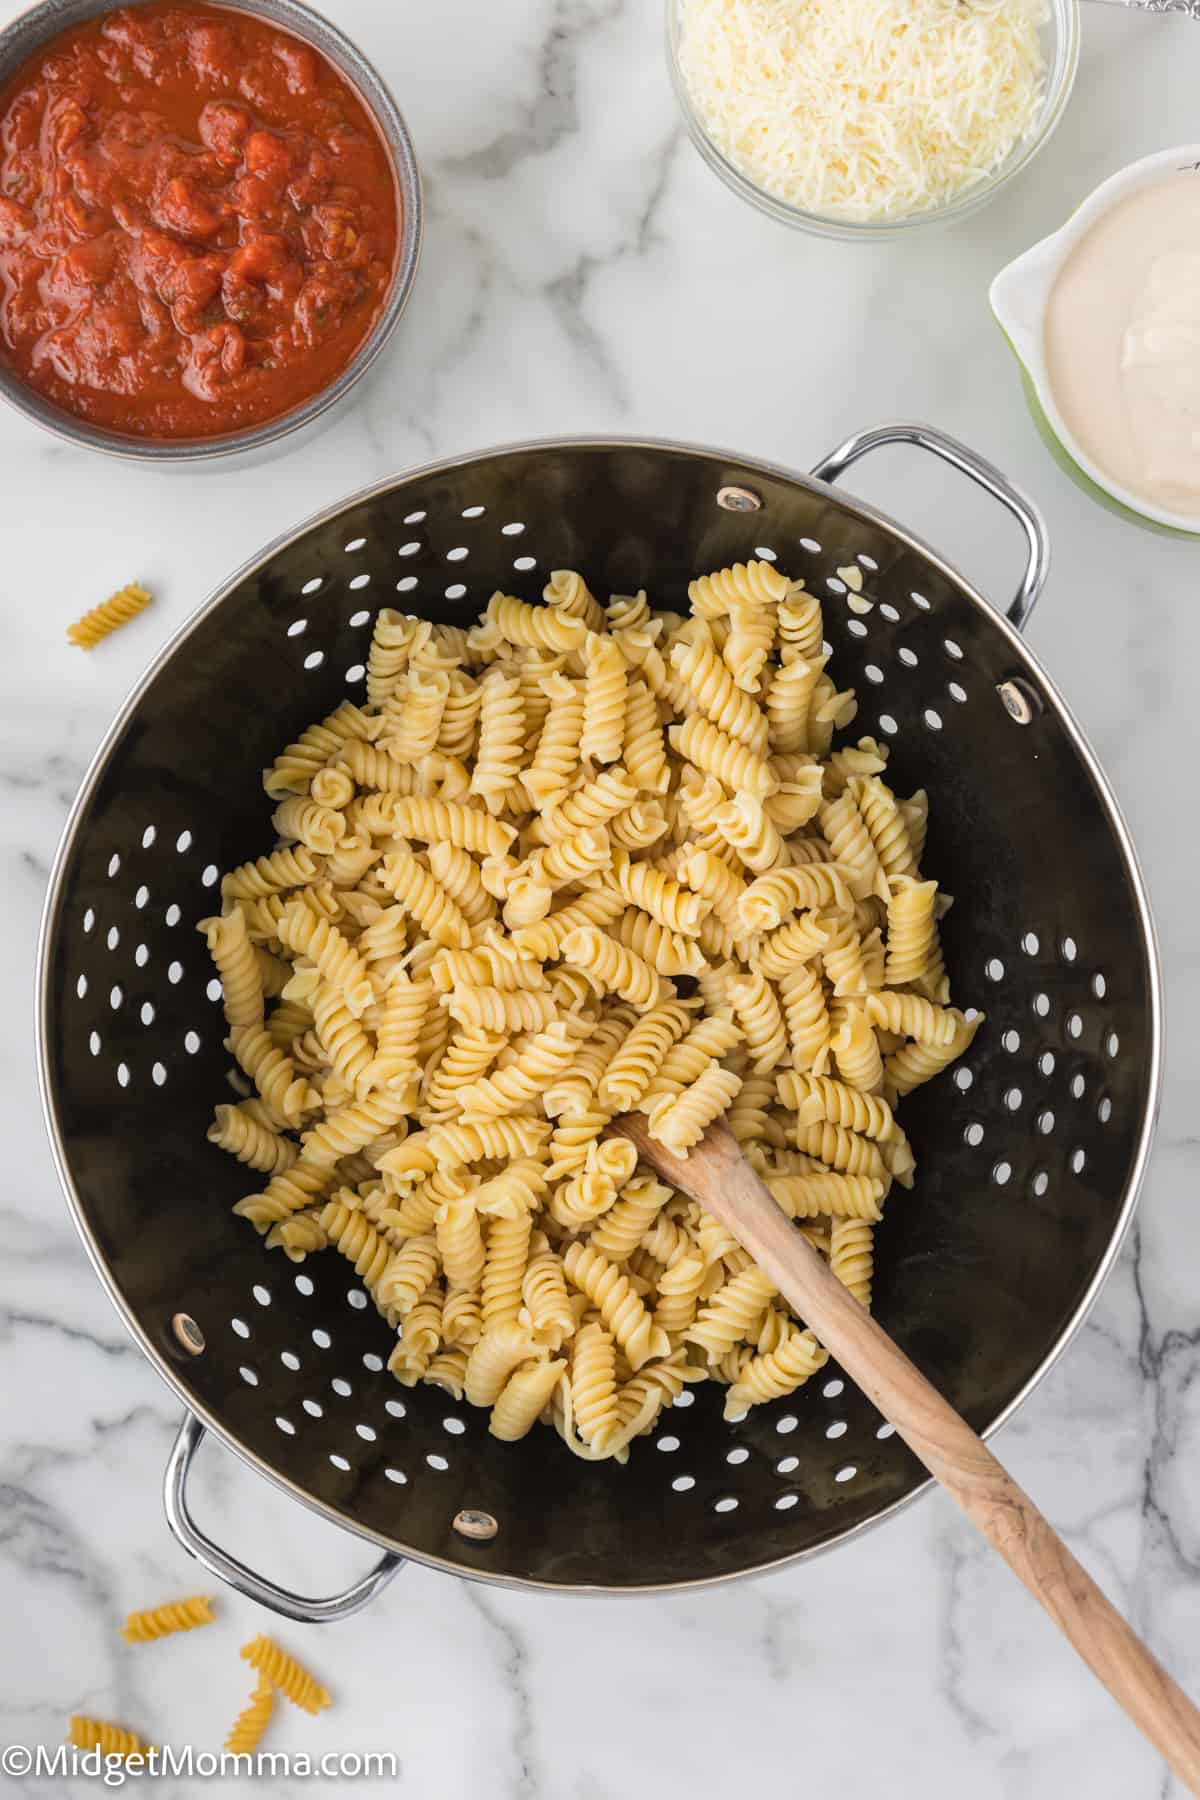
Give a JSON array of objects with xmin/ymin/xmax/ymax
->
[{"xmin": 990, "ymin": 145, "xmax": 1200, "ymax": 538}]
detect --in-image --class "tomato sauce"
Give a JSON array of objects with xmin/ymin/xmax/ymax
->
[{"xmin": 0, "ymin": 3, "xmax": 400, "ymax": 439}]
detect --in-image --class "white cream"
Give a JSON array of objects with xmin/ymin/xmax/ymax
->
[{"xmin": 1044, "ymin": 173, "xmax": 1200, "ymax": 520}]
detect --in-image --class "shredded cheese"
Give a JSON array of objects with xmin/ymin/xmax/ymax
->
[{"xmin": 677, "ymin": 0, "xmax": 1048, "ymax": 224}]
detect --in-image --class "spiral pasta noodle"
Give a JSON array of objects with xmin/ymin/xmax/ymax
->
[
  {"xmin": 225, "ymin": 1680, "xmax": 274, "ymax": 1756},
  {"xmin": 122, "ymin": 1595, "xmax": 214, "ymax": 1643},
  {"xmin": 67, "ymin": 580, "xmax": 151, "ymax": 649},
  {"xmin": 67, "ymin": 1717, "xmax": 154, "ymax": 1759},
  {"xmin": 240, "ymin": 1635, "xmax": 332, "ymax": 1714}
]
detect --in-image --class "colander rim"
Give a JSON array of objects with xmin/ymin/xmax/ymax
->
[{"xmin": 34, "ymin": 432, "xmax": 1165, "ymax": 1594}]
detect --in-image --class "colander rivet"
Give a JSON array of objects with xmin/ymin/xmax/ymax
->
[
  {"xmin": 452, "ymin": 1509, "xmax": 498, "ymax": 1542},
  {"xmin": 997, "ymin": 678, "xmax": 1038, "ymax": 725},
  {"xmin": 171, "ymin": 1313, "xmax": 206, "ymax": 1356},
  {"xmin": 716, "ymin": 485, "xmax": 762, "ymax": 513}
]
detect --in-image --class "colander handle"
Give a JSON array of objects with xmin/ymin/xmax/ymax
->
[
  {"xmin": 811, "ymin": 422, "xmax": 1050, "ymax": 632},
  {"xmin": 164, "ymin": 1412, "xmax": 405, "ymax": 1624}
]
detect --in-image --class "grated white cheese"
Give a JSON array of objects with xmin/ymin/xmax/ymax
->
[{"xmin": 677, "ymin": 0, "xmax": 1048, "ymax": 224}]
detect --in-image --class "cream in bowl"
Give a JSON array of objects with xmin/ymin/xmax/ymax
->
[{"xmin": 991, "ymin": 146, "xmax": 1200, "ymax": 535}]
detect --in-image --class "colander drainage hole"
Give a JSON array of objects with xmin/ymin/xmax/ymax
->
[
  {"xmin": 362, "ymin": 1351, "xmax": 383, "ymax": 1371},
  {"xmin": 513, "ymin": 556, "xmax": 536, "ymax": 572},
  {"xmin": 231, "ymin": 1317, "xmax": 250, "ymax": 1339},
  {"xmin": 301, "ymin": 578, "xmax": 323, "ymax": 596},
  {"xmin": 356, "ymin": 1424, "xmax": 377, "ymax": 1442},
  {"xmin": 879, "ymin": 603, "xmax": 900, "ymax": 622},
  {"xmin": 1038, "ymin": 1051, "xmax": 1055, "ymax": 1076},
  {"xmin": 201, "ymin": 863, "xmax": 218, "ymax": 888},
  {"xmin": 876, "ymin": 1422, "xmax": 896, "ymax": 1440},
  {"xmin": 108, "ymin": 853, "xmax": 121, "ymax": 877},
  {"xmin": 252, "ymin": 1284, "xmax": 270, "ymax": 1306},
  {"xmin": 992, "ymin": 1161, "xmax": 1012, "ymax": 1186},
  {"xmin": 349, "ymin": 573, "xmax": 371, "ymax": 590},
  {"xmin": 1002, "ymin": 1030, "xmax": 1021, "ymax": 1053},
  {"xmin": 83, "ymin": 908, "xmax": 95, "ymax": 933},
  {"xmin": 107, "ymin": 926, "xmax": 120, "ymax": 951},
  {"xmin": 89, "ymin": 1031, "xmax": 101, "ymax": 1056},
  {"xmin": 329, "ymin": 1455, "xmax": 350, "ymax": 1472},
  {"xmin": 311, "ymin": 1328, "xmax": 331, "ymax": 1349},
  {"xmin": 384, "ymin": 1468, "xmax": 407, "ymax": 1485},
  {"xmin": 825, "ymin": 1420, "xmax": 847, "ymax": 1439},
  {"xmin": 1004, "ymin": 1087, "xmax": 1022, "ymax": 1111},
  {"xmin": 462, "ymin": 505, "xmax": 486, "ymax": 518},
  {"xmin": 1071, "ymin": 1148, "xmax": 1086, "ymax": 1174},
  {"xmin": 924, "ymin": 708, "xmax": 944, "ymax": 731},
  {"xmin": 672, "ymin": 1390, "xmax": 695, "ymax": 1408},
  {"xmin": 350, "ymin": 609, "xmax": 371, "ymax": 627},
  {"xmin": 985, "ymin": 957, "xmax": 1004, "ymax": 982},
  {"xmin": 344, "ymin": 536, "xmax": 366, "ymax": 553},
  {"xmin": 135, "ymin": 884, "xmax": 149, "ymax": 908},
  {"xmin": 953, "ymin": 1067, "xmax": 973, "ymax": 1091},
  {"xmin": 944, "ymin": 637, "xmax": 963, "ymax": 661},
  {"xmin": 775, "ymin": 1414, "xmax": 798, "ymax": 1435},
  {"xmin": 714, "ymin": 1497, "xmax": 738, "ymax": 1514},
  {"xmin": 140, "ymin": 1001, "xmax": 155, "ymax": 1027},
  {"xmin": 775, "ymin": 1494, "xmax": 799, "ymax": 1512},
  {"xmin": 280, "ymin": 1350, "xmax": 300, "ymax": 1370},
  {"xmin": 331, "ymin": 1377, "xmax": 352, "ymax": 1397},
  {"xmin": 865, "ymin": 664, "xmax": 883, "ymax": 684},
  {"xmin": 426, "ymin": 1454, "xmax": 448, "ymax": 1472},
  {"xmin": 303, "ymin": 651, "xmax": 324, "ymax": 672},
  {"xmin": 184, "ymin": 1031, "xmax": 201, "ymax": 1054},
  {"xmin": 346, "ymin": 664, "xmax": 366, "ymax": 683},
  {"xmin": 239, "ymin": 1366, "xmax": 257, "ymax": 1386},
  {"xmin": 879, "ymin": 714, "xmax": 898, "ymax": 735},
  {"xmin": 1106, "ymin": 1031, "xmax": 1120, "ymax": 1058},
  {"xmin": 671, "ymin": 1475, "xmax": 695, "ymax": 1492},
  {"xmin": 397, "ymin": 575, "xmax": 417, "ymax": 594},
  {"xmin": 76, "ymin": 975, "xmax": 87, "ymax": 999},
  {"xmin": 442, "ymin": 1417, "xmax": 466, "ymax": 1436},
  {"xmin": 500, "ymin": 521, "xmax": 525, "ymax": 537},
  {"xmin": 726, "ymin": 1447, "xmax": 750, "ymax": 1465},
  {"xmin": 776, "ymin": 1455, "xmax": 799, "ymax": 1474},
  {"xmin": 151, "ymin": 1061, "xmax": 167, "ymax": 1087},
  {"xmin": 275, "ymin": 1417, "xmax": 295, "ymax": 1436},
  {"xmin": 964, "ymin": 1122, "xmax": 984, "ymax": 1147},
  {"xmin": 1092, "ymin": 972, "xmax": 1107, "ymax": 999},
  {"xmin": 287, "ymin": 618, "xmax": 307, "ymax": 638},
  {"xmin": 385, "ymin": 1399, "xmax": 406, "ymax": 1418},
  {"xmin": 403, "ymin": 510, "xmax": 426, "ymax": 525},
  {"xmin": 169, "ymin": 962, "xmax": 184, "ymax": 985},
  {"xmin": 303, "ymin": 1399, "xmax": 323, "ymax": 1417},
  {"xmin": 834, "ymin": 1465, "xmax": 857, "ymax": 1484},
  {"xmin": 1070, "ymin": 1074, "xmax": 1086, "ymax": 1100},
  {"xmin": 1032, "ymin": 1170, "xmax": 1049, "ymax": 1197},
  {"xmin": 294, "ymin": 1274, "xmax": 313, "ymax": 1296},
  {"xmin": 1037, "ymin": 1110, "xmax": 1055, "ymax": 1135},
  {"xmin": 822, "ymin": 1378, "xmax": 844, "ymax": 1398},
  {"xmin": 398, "ymin": 541, "xmax": 420, "ymax": 558},
  {"xmin": 1098, "ymin": 1096, "xmax": 1112, "ymax": 1124},
  {"xmin": 1033, "ymin": 992, "xmax": 1050, "ymax": 1018},
  {"xmin": 656, "ymin": 1435, "xmax": 680, "ymax": 1453},
  {"xmin": 346, "ymin": 1288, "xmax": 368, "ymax": 1310},
  {"xmin": 116, "ymin": 1062, "xmax": 130, "ymax": 1088}
]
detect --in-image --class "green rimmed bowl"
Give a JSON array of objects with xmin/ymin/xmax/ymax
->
[{"xmin": 990, "ymin": 145, "xmax": 1200, "ymax": 539}]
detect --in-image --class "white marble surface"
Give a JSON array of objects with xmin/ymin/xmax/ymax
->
[{"xmin": 2, "ymin": 2, "xmax": 1199, "ymax": 1795}]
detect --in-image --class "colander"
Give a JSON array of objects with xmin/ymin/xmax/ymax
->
[{"xmin": 36, "ymin": 425, "xmax": 1162, "ymax": 1620}]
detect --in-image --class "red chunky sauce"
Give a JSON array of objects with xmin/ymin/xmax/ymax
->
[{"xmin": 0, "ymin": 3, "xmax": 399, "ymax": 439}]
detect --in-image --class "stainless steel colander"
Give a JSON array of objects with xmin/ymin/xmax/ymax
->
[{"xmin": 36, "ymin": 425, "xmax": 1162, "ymax": 1620}]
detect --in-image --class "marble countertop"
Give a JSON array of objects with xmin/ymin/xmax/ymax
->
[{"xmin": 2, "ymin": 2, "xmax": 1199, "ymax": 1795}]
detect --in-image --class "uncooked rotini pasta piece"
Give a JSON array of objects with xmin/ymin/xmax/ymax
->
[
  {"xmin": 225, "ymin": 1680, "xmax": 274, "ymax": 1756},
  {"xmin": 199, "ymin": 909, "xmax": 264, "ymax": 1029},
  {"xmin": 830, "ymin": 1217, "xmax": 873, "ymax": 1308},
  {"xmin": 724, "ymin": 1327, "xmax": 828, "ymax": 1416},
  {"xmin": 728, "ymin": 969, "xmax": 788, "ymax": 1074},
  {"xmin": 67, "ymin": 580, "xmax": 151, "ymax": 649},
  {"xmin": 767, "ymin": 1171, "xmax": 886, "ymax": 1221},
  {"xmin": 646, "ymin": 1059, "xmax": 742, "ymax": 1156},
  {"xmin": 794, "ymin": 1120, "xmax": 887, "ymax": 1179},
  {"xmin": 425, "ymin": 1345, "xmax": 470, "ymax": 1398},
  {"xmin": 559, "ymin": 927, "xmax": 665, "ymax": 1010},
  {"xmin": 464, "ymin": 1319, "xmax": 541, "ymax": 1406},
  {"xmin": 208, "ymin": 1103, "xmax": 297, "ymax": 1175},
  {"xmin": 670, "ymin": 629, "xmax": 769, "ymax": 752},
  {"xmin": 738, "ymin": 861, "xmax": 851, "ymax": 933},
  {"xmin": 579, "ymin": 629, "xmax": 627, "ymax": 765},
  {"xmin": 222, "ymin": 846, "xmax": 320, "ymax": 903},
  {"xmin": 490, "ymin": 1356, "xmax": 567, "ymax": 1440},
  {"xmin": 684, "ymin": 1264, "xmax": 777, "ymax": 1358},
  {"xmin": 240, "ymin": 1635, "xmax": 332, "ymax": 1714},
  {"xmin": 776, "ymin": 1070, "xmax": 898, "ymax": 1141},
  {"xmin": 123, "ymin": 1594, "xmax": 214, "ymax": 1643},
  {"xmin": 668, "ymin": 714, "xmax": 777, "ymax": 798},
  {"xmin": 864, "ymin": 990, "xmax": 960, "ymax": 1045},
  {"xmin": 67, "ymin": 1717, "xmax": 154, "ymax": 1760},
  {"xmin": 621, "ymin": 676, "xmax": 670, "ymax": 792}
]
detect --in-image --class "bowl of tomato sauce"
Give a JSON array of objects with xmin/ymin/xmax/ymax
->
[{"xmin": 0, "ymin": 0, "xmax": 420, "ymax": 459}]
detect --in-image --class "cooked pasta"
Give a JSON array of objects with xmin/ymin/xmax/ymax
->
[
  {"xmin": 201, "ymin": 560, "xmax": 976, "ymax": 1456},
  {"xmin": 67, "ymin": 581, "xmax": 151, "ymax": 649}
]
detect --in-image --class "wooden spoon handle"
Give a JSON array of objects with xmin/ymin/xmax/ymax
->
[{"xmin": 616, "ymin": 1116, "xmax": 1200, "ymax": 1793}]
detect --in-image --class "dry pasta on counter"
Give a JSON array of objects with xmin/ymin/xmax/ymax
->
[
  {"xmin": 67, "ymin": 582, "xmax": 151, "ymax": 649},
  {"xmin": 200, "ymin": 562, "xmax": 979, "ymax": 1454}
]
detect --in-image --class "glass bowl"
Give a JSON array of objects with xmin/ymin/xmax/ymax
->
[{"xmin": 666, "ymin": 0, "xmax": 1080, "ymax": 241}]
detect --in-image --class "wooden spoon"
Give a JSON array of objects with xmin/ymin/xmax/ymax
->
[{"xmin": 613, "ymin": 1114, "xmax": 1200, "ymax": 1793}]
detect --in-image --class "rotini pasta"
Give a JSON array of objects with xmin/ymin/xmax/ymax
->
[
  {"xmin": 122, "ymin": 1595, "xmax": 214, "ymax": 1643},
  {"xmin": 240, "ymin": 1635, "xmax": 332, "ymax": 1714},
  {"xmin": 67, "ymin": 580, "xmax": 151, "ymax": 649},
  {"xmin": 201, "ymin": 560, "xmax": 975, "ymax": 1458}
]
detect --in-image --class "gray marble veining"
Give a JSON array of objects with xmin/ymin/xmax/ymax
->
[{"xmin": 0, "ymin": 2, "xmax": 1198, "ymax": 1795}]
